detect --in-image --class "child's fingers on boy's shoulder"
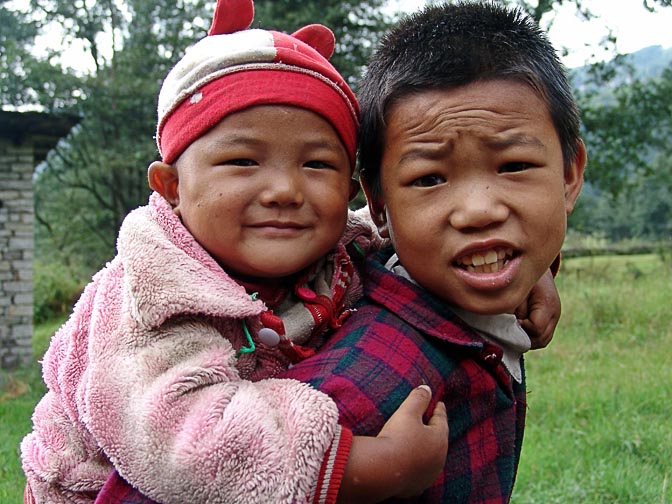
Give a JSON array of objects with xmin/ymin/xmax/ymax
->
[
  {"xmin": 528, "ymin": 326, "xmax": 554, "ymax": 349},
  {"xmin": 396, "ymin": 384, "xmax": 433, "ymax": 415},
  {"xmin": 402, "ymin": 387, "xmax": 448, "ymax": 435},
  {"xmin": 427, "ymin": 401, "xmax": 448, "ymax": 455},
  {"xmin": 427, "ymin": 400, "xmax": 448, "ymax": 428}
]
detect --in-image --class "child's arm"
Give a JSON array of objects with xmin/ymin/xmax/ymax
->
[
  {"xmin": 338, "ymin": 385, "xmax": 448, "ymax": 503},
  {"xmin": 22, "ymin": 299, "xmax": 350, "ymax": 504},
  {"xmin": 86, "ymin": 322, "xmax": 344, "ymax": 504},
  {"xmin": 515, "ymin": 268, "xmax": 561, "ymax": 349},
  {"xmin": 90, "ymin": 385, "xmax": 448, "ymax": 504}
]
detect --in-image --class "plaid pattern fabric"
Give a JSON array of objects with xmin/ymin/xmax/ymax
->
[
  {"xmin": 94, "ymin": 472, "xmax": 155, "ymax": 504},
  {"xmin": 284, "ymin": 249, "xmax": 527, "ymax": 503}
]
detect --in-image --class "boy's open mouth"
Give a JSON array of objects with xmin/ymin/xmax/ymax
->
[{"xmin": 456, "ymin": 247, "xmax": 514, "ymax": 274}]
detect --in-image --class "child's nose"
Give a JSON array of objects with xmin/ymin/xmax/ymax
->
[
  {"xmin": 259, "ymin": 169, "xmax": 305, "ymax": 207},
  {"xmin": 448, "ymin": 184, "xmax": 509, "ymax": 230}
]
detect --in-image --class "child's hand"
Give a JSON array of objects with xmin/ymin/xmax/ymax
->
[
  {"xmin": 337, "ymin": 385, "xmax": 448, "ymax": 503},
  {"xmin": 515, "ymin": 268, "xmax": 560, "ymax": 349},
  {"xmin": 378, "ymin": 384, "xmax": 449, "ymax": 497}
]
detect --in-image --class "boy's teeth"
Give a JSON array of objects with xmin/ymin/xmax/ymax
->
[{"xmin": 459, "ymin": 247, "xmax": 513, "ymax": 273}]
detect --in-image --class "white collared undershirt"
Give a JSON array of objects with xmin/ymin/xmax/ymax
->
[{"xmin": 384, "ymin": 254, "xmax": 530, "ymax": 383}]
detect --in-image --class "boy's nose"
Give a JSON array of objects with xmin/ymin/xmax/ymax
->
[
  {"xmin": 448, "ymin": 185, "xmax": 509, "ymax": 231},
  {"xmin": 259, "ymin": 169, "xmax": 305, "ymax": 207}
]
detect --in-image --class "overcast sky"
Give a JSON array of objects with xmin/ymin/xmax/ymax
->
[
  {"xmin": 11, "ymin": 0, "xmax": 672, "ymax": 71},
  {"xmin": 391, "ymin": 0, "xmax": 672, "ymax": 67}
]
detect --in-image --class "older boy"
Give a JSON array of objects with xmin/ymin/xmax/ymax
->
[{"xmin": 285, "ymin": 2, "xmax": 586, "ymax": 502}]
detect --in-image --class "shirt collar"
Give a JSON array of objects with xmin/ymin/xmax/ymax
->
[{"xmin": 384, "ymin": 253, "xmax": 530, "ymax": 382}]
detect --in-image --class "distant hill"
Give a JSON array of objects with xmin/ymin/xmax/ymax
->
[
  {"xmin": 626, "ymin": 45, "xmax": 672, "ymax": 78},
  {"xmin": 570, "ymin": 45, "xmax": 672, "ymax": 94}
]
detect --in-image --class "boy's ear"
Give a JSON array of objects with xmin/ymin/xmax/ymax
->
[
  {"xmin": 148, "ymin": 161, "xmax": 180, "ymax": 207},
  {"xmin": 361, "ymin": 177, "xmax": 390, "ymax": 238},
  {"xmin": 564, "ymin": 140, "xmax": 587, "ymax": 214}
]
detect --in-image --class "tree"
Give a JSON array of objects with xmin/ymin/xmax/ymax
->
[
  {"xmin": 569, "ymin": 152, "xmax": 672, "ymax": 242},
  {"xmin": 0, "ymin": 1, "xmax": 60, "ymax": 108},
  {"xmin": 566, "ymin": 62, "xmax": 672, "ymax": 243},
  {"xmin": 27, "ymin": 0, "xmax": 218, "ymax": 270},
  {"xmin": 580, "ymin": 63, "xmax": 672, "ymax": 195},
  {"xmin": 7, "ymin": 0, "xmax": 392, "ymax": 273}
]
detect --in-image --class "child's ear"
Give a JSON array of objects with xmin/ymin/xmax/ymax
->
[
  {"xmin": 361, "ymin": 177, "xmax": 390, "ymax": 238},
  {"xmin": 564, "ymin": 140, "xmax": 587, "ymax": 214},
  {"xmin": 148, "ymin": 161, "xmax": 180, "ymax": 207}
]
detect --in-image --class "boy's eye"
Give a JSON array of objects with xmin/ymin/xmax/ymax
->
[
  {"xmin": 304, "ymin": 160, "xmax": 336, "ymax": 170},
  {"xmin": 412, "ymin": 174, "xmax": 446, "ymax": 187},
  {"xmin": 222, "ymin": 158, "xmax": 258, "ymax": 166},
  {"xmin": 499, "ymin": 162, "xmax": 535, "ymax": 173}
]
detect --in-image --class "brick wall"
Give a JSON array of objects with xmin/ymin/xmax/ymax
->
[{"xmin": 0, "ymin": 138, "xmax": 34, "ymax": 368}]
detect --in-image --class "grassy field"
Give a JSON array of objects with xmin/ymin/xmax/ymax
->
[
  {"xmin": 514, "ymin": 253, "xmax": 672, "ymax": 503},
  {"xmin": 1, "ymin": 254, "xmax": 670, "ymax": 503},
  {"xmin": 1, "ymin": 316, "xmax": 63, "ymax": 503}
]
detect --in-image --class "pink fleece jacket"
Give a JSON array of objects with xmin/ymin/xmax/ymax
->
[{"xmin": 21, "ymin": 193, "xmax": 380, "ymax": 504}]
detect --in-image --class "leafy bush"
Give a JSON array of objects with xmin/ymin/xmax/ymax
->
[{"xmin": 33, "ymin": 260, "xmax": 86, "ymax": 324}]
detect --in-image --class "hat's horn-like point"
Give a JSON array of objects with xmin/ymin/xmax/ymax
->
[{"xmin": 209, "ymin": 0, "xmax": 254, "ymax": 36}]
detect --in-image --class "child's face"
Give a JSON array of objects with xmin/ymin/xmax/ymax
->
[
  {"xmin": 365, "ymin": 79, "xmax": 585, "ymax": 314},
  {"xmin": 150, "ymin": 105, "xmax": 356, "ymax": 281}
]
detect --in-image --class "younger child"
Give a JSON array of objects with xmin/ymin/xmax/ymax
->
[
  {"xmin": 20, "ymin": 1, "xmax": 449, "ymax": 503},
  {"xmin": 284, "ymin": 2, "xmax": 586, "ymax": 502}
]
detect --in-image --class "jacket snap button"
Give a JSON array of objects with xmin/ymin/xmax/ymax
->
[{"xmin": 258, "ymin": 327, "xmax": 281, "ymax": 347}]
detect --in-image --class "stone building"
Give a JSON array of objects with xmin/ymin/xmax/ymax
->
[{"xmin": 0, "ymin": 110, "xmax": 78, "ymax": 369}]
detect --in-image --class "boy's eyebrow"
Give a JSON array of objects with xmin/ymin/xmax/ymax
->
[
  {"xmin": 485, "ymin": 133, "xmax": 546, "ymax": 150},
  {"xmin": 396, "ymin": 131, "xmax": 546, "ymax": 164},
  {"xmin": 397, "ymin": 143, "xmax": 450, "ymax": 164}
]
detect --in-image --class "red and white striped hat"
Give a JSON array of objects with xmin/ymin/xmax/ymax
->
[{"xmin": 156, "ymin": 0, "xmax": 360, "ymax": 167}]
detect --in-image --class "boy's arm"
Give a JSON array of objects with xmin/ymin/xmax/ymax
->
[{"xmin": 515, "ymin": 268, "xmax": 561, "ymax": 349}]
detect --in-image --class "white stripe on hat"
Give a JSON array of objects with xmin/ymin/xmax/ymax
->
[{"xmin": 158, "ymin": 29, "xmax": 277, "ymax": 121}]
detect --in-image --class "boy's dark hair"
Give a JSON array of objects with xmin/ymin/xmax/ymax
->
[{"xmin": 358, "ymin": 1, "xmax": 582, "ymax": 196}]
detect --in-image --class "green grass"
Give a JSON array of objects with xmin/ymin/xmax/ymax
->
[
  {"xmin": 514, "ymin": 254, "xmax": 672, "ymax": 503},
  {"xmin": 2, "ymin": 255, "xmax": 670, "ymax": 503},
  {"xmin": 0, "ymin": 316, "xmax": 64, "ymax": 503}
]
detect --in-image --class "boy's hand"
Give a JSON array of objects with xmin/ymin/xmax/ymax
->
[
  {"xmin": 516, "ymin": 269, "xmax": 560, "ymax": 349},
  {"xmin": 338, "ymin": 385, "xmax": 448, "ymax": 503}
]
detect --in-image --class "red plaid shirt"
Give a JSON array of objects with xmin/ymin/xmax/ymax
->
[{"xmin": 285, "ymin": 249, "xmax": 527, "ymax": 503}]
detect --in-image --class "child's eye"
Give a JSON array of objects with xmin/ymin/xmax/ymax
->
[
  {"xmin": 412, "ymin": 174, "xmax": 446, "ymax": 187},
  {"xmin": 304, "ymin": 160, "xmax": 337, "ymax": 170},
  {"xmin": 499, "ymin": 162, "xmax": 535, "ymax": 173},
  {"xmin": 222, "ymin": 158, "xmax": 258, "ymax": 166}
]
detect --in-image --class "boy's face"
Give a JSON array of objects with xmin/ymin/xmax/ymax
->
[
  {"xmin": 364, "ymin": 79, "xmax": 585, "ymax": 314},
  {"xmin": 149, "ymin": 105, "xmax": 356, "ymax": 281}
]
